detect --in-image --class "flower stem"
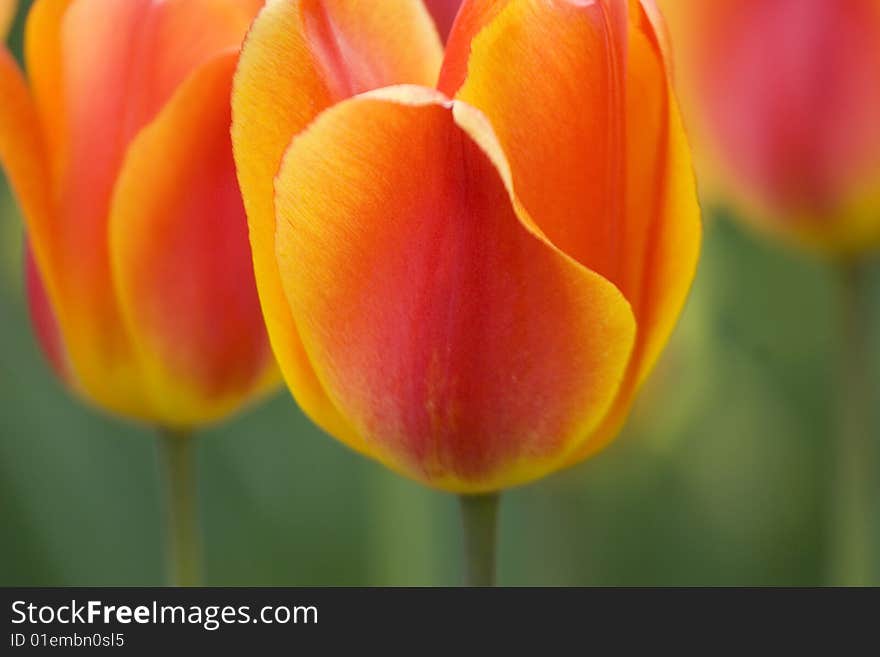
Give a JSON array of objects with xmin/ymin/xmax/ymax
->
[
  {"xmin": 158, "ymin": 429, "xmax": 201, "ymax": 587},
  {"xmin": 830, "ymin": 259, "xmax": 878, "ymax": 586},
  {"xmin": 459, "ymin": 493, "xmax": 500, "ymax": 586}
]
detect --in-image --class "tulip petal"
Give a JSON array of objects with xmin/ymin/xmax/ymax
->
[
  {"xmin": 0, "ymin": 0, "xmax": 15, "ymax": 40},
  {"xmin": 449, "ymin": 0, "xmax": 700, "ymax": 458},
  {"xmin": 440, "ymin": 0, "xmax": 629, "ymax": 95},
  {"xmin": 109, "ymin": 54, "xmax": 276, "ymax": 428},
  {"xmin": 273, "ymin": 87, "xmax": 636, "ymax": 492},
  {"xmin": 438, "ymin": 0, "xmax": 507, "ymax": 95},
  {"xmin": 0, "ymin": 45, "xmax": 77, "ymax": 389},
  {"xmin": 0, "ymin": 48, "xmax": 71, "ymax": 380},
  {"xmin": 26, "ymin": 0, "xmax": 258, "ymax": 181},
  {"xmin": 24, "ymin": 242, "xmax": 70, "ymax": 382},
  {"xmin": 232, "ymin": 0, "xmax": 443, "ymax": 443},
  {"xmin": 573, "ymin": 62, "xmax": 701, "ymax": 461},
  {"xmin": 0, "ymin": 48, "xmax": 53, "ymax": 266},
  {"xmin": 59, "ymin": 0, "xmax": 259, "ymax": 148},
  {"xmin": 25, "ymin": 0, "xmax": 73, "ymax": 176},
  {"xmin": 453, "ymin": 0, "xmax": 630, "ymax": 284}
]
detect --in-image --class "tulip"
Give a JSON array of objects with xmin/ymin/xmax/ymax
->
[
  {"xmin": 0, "ymin": 0, "xmax": 275, "ymax": 427},
  {"xmin": 233, "ymin": 0, "xmax": 700, "ymax": 583},
  {"xmin": 659, "ymin": 0, "xmax": 880, "ymax": 255},
  {"xmin": 660, "ymin": 0, "xmax": 880, "ymax": 586},
  {"xmin": 0, "ymin": 0, "xmax": 274, "ymax": 585}
]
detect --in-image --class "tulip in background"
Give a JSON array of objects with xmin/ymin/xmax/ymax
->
[
  {"xmin": 660, "ymin": 0, "xmax": 880, "ymax": 585},
  {"xmin": 659, "ymin": 0, "xmax": 880, "ymax": 256},
  {"xmin": 0, "ymin": 0, "xmax": 275, "ymax": 585},
  {"xmin": 233, "ymin": 0, "xmax": 700, "ymax": 584}
]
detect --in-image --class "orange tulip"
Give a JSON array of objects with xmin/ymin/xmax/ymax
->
[
  {"xmin": 0, "ymin": 0, "xmax": 277, "ymax": 429},
  {"xmin": 660, "ymin": 0, "xmax": 880, "ymax": 254},
  {"xmin": 233, "ymin": 0, "xmax": 700, "ymax": 492}
]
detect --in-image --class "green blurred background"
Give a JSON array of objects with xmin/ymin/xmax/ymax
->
[{"xmin": 2, "ymin": 3, "xmax": 879, "ymax": 587}]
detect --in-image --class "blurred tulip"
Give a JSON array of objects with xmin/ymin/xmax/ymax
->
[
  {"xmin": 233, "ymin": 0, "xmax": 700, "ymax": 493},
  {"xmin": 662, "ymin": 0, "xmax": 880, "ymax": 586},
  {"xmin": 424, "ymin": 0, "xmax": 462, "ymax": 41},
  {"xmin": 0, "ymin": 0, "xmax": 277, "ymax": 429},
  {"xmin": 660, "ymin": 0, "xmax": 880, "ymax": 255},
  {"xmin": 0, "ymin": 0, "xmax": 15, "ymax": 40}
]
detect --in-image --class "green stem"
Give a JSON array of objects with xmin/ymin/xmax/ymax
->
[
  {"xmin": 158, "ymin": 429, "xmax": 201, "ymax": 587},
  {"xmin": 830, "ymin": 259, "xmax": 878, "ymax": 586},
  {"xmin": 459, "ymin": 493, "xmax": 500, "ymax": 586}
]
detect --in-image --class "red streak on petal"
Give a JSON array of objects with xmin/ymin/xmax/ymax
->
[{"xmin": 301, "ymin": 0, "xmax": 386, "ymax": 99}]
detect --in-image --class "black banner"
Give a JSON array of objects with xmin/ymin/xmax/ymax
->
[{"xmin": 0, "ymin": 587, "xmax": 871, "ymax": 651}]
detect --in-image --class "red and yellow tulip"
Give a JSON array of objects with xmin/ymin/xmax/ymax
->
[
  {"xmin": 232, "ymin": 0, "xmax": 700, "ymax": 492},
  {"xmin": 660, "ymin": 0, "xmax": 880, "ymax": 255},
  {"xmin": 0, "ymin": 0, "xmax": 277, "ymax": 428}
]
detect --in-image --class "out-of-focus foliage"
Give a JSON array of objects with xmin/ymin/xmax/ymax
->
[{"xmin": 1, "ymin": 1, "xmax": 878, "ymax": 585}]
